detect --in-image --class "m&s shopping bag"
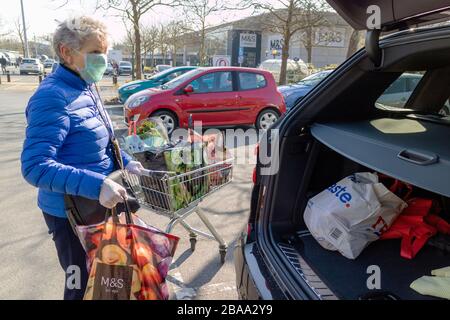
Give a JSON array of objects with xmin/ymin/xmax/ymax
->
[{"xmin": 76, "ymin": 206, "xmax": 179, "ymax": 300}]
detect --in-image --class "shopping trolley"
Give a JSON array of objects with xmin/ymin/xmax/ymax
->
[{"xmin": 124, "ymin": 159, "xmax": 233, "ymax": 264}]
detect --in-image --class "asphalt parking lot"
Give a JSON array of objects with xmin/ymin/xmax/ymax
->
[{"xmin": 0, "ymin": 83, "xmax": 255, "ymax": 300}]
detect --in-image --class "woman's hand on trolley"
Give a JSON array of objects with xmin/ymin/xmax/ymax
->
[{"xmin": 125, "ymin": 160, "xmax": 144, "ymax": 176}]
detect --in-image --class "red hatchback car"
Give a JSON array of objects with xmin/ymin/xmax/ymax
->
[{"xmin": 124, "ymin": 67, "xmax": 286, "ymax": 133}]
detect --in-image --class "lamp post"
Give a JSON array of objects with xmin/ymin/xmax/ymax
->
[{"xmin": 20, "ymin": 0, "xmax": 30, "ymax": 58}]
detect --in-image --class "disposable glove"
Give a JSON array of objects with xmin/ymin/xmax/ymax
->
[
  {"xmin": 125, "ymin": 160, "xmax": 144, "ymax": 175},
  {"xmin": 410, "ymin": 276, "xmax": 450, "ymax": 300},
  {"xmin": 432, "ymin": 266, "xmax": 450, "ymax": 278},
  {"xmin": 99, "ymin": 178, "xmax": 128, "ymax": 209}
]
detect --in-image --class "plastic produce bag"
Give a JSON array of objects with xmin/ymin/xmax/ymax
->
[
  {"xmin": 76, "ymin": 207, "xmax": 179, "ymax": 300},
  {"xmin": 136, "ymin": 118, "xmax": 169, "ymax": 148},
  {"xmin": 123, "ymin": 135, "xmax": 145, "ymax": 154},
  {"xmin": 202, "ymin": 133, "xmax": 232, "ymax": 187},
  {"xmin": 123, "ymin": 118, "xmax": 169, "ymax": 155},
  {"xmin": 304, "ymin": 172, "xmax": 407, "ymax": 259}
]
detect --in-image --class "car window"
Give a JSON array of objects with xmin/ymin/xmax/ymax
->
[
  {"xmin": 384, "ymin": 77, "xmax": 407, "ymax": 94},
  {"xmin": 238, "ymin": 72, "xmax": 266, "ymax": 90},
  {"xmin": 440, "ymin": 99, "xmax": 450, "ymax": 116},
  {"xmin": 161, "ymin": 68, "xmax": 204, "ymax": 90},
  {"xmin": 407, "ymin": 76, "xmax": 421, "ymax": 91},
  {"xmin": 376, "ymin": 73, "xmax": 423, "ymax": 108},
  {"xmin": 298, "ymin": 71, "xmax": 331, "ymax": 86},
  {"xmin": 22, "ymin": 59, "xmax": 36, "ymax": 64},
  {"xmin": 165, "ymin": 71, "xmax": 183, "ymax": 81},
  {"xmin": 190, "ymin": 72, "xmax": 233, "ymax": 93},
  {"xmin": 150, "ymin": 67, "xmax": 176, "ymax": 80}
]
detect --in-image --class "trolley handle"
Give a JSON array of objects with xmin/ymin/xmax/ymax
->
[{"xmin": 140, "ymin": 168, "xmax": 176, "ymax": 177}]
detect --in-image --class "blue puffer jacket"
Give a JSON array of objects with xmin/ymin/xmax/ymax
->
[{"xmin": 21, "ymin": 64, "xmax": 131, "ymax": 218}]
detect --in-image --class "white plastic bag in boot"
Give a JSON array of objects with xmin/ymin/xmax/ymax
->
[{"xmin": 304, "ymin": 172, "xmax": 407, "ymax": 259}]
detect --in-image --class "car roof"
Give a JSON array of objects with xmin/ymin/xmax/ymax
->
[
  {"xmin": 200, "ymin": 66, "xmax": 271, "ymax": 73},
  {"xmin": 170, "ymin": 66, "xmax": 197, "ymax": 70}
]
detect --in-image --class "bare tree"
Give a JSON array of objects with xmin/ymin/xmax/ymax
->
[
  {"xmin": 157, "ymin": 24, "xmax": 169, "ymax": 65},
  {"xmin": 242, "ymin": 0, "xmax": 329, "ymax": 85},
  {"xmin": 297, "ymin": 0, "xmax": 330, "ymax": 64},
  {"xmin": 14, "ymin": 18, "xmax": 28, "ymax": 56},
  {"xmin": 122, "ymin": 18, "xmax": 135, "ymax": 73},
  {"xmin": 141, "ymin": 24, "xmax": 159, "ymax": 67},
  {"xmin": 165, "ymin": 20, "xmax": 187, "ymax": 67},
  {"xmin": 181, "ymin": 0, "xmax": 227, "ymax": 66},
  {"xmin": 95, "ymin": 0, "xmax": 177, "ymax": 79}
]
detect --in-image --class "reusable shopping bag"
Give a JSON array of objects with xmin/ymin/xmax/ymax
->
[
  {"xmin": 304, "ymin": 172, "xmax": 407, "ymax": 259},
  {"xmin": 76, "ymin": 205, "xmax": 179, "ymax": 300},
  {"xmin": 123, "ymin": 118, "xmax": 169, "ymax": 155}
]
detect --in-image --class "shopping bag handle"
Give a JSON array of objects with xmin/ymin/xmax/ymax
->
[{"xmin": 105, "ymin": 197, "xmax": 133, "ymax": 225}]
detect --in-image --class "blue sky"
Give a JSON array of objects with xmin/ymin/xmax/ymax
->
[{"xmin": 1, "ymin": 0, "xmax": 253, "ymax": 44}]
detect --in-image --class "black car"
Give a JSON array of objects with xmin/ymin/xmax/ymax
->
[{"xmin": 235, "ymin": 0, "xmax": 450, "ymax": 300}]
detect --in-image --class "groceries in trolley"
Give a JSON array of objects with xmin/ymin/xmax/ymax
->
[
  {"xmin": 304, "ymin": 172, "xmax": 407, "ymax": 259},
  {"xmin": 123, "ymin": 118, "xmax": 170, "ymax": 154},
  {"xmin": 121, "ymin": 121, "xmax": 233, "ymax": 264},
  {"xmin": 122, "ymin": 119, "xmax": 232, "ymax": 211}
]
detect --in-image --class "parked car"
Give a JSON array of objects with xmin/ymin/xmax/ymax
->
[
  {"xmin": 104, "ymin": 62, "xmax": 114, "ymax": 75},
  {"xmin": 39, "ymin": 54, "xmax": 49, "ymax": 63},
  {"xmin": 118, "ymin": 66, "xmax": 198, "ymax": 103},
  {"xmin": 376, "ymin": 73, "xmax": 423, "ymax": 108},
  {"xmin": 235, "ymin": 0, "xmax": 450, "ymax": 300},
  {"xmin": 43, "ymin": 59, "xmax": 56, "ymax": 68},
  {"xmin": 155, "ymin": 64, "xmax": 171, "ymax": 73},
  {"xmin": 124, "ymin": 67, "xmax": 286, "ymax": 133},
  {"xmin": 258, "ymin": 58, "xmax": 309, "ymax": 84},
  {"xmin": 19, "ymin": 58, "xmax": 44, "ymax": 75},
  {"xmin": 118, "ymin": 61, "xmax": 132, "ymax": 75},
  {"xmin": 278, "ymin": 70, "xmax": 334, "ymax": 110},
  {"xmin": 5, "ymin": 52, "xmax": 17, "ymax": 66},
  {"xmin": 51, "ymin": 62, "xmax": 59, "ymax": 73},
  {"xmin": 280, "ymin": 71, "xmax": 423, "ymax": 110}
]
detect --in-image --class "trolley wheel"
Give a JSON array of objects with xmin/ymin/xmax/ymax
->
[
  {"xmin": 190, "ymin": 237, "xmax": 197, "ymax": 252},
  {"xmin": 219, "ymin": 247, "xmax": 227, "ymax": 264}
]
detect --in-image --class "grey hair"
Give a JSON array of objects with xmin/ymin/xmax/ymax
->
[{"xmin": 53, "ymin": 16, "xmax": 108, "ymax": 63}]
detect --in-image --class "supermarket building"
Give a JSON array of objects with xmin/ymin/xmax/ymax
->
[{"xmin": 179, "ymin": 10, "xmax": 354, "ymax": 68}]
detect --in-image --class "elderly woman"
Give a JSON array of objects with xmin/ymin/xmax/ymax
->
[{"xmin": 21, "ymin": 16, "xmax": 143, "ymax": 300}]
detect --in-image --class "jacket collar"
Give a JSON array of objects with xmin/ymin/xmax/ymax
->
[{"xmin": 55, "ymin": 63, "xmax": 89, "ymax": 91}]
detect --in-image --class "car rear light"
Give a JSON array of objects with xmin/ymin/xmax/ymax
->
[
  {"xmin": 247, "ymin": 223, "xmax": 252, "ymax": 237},
  {"xmin": 252, "ymin": 167, "xmax": 257, "ymax": 184}
]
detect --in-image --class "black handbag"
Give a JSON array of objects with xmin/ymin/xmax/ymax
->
[
  {"xmin": 65, "ymin": 169, "xmax": 140, "ymax": 230},
  {"xmin": 65, "ymin": 88, "xmax": 140, "ymax": 231}
]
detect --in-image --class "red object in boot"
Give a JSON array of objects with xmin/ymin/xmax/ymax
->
[
  {"xmin": 380, "ymin": 198, "xmax": 438, "ymax": 259},
  {"xmin": 425, "ymin": 214, "xmax": 450, "ymax": 234}
]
